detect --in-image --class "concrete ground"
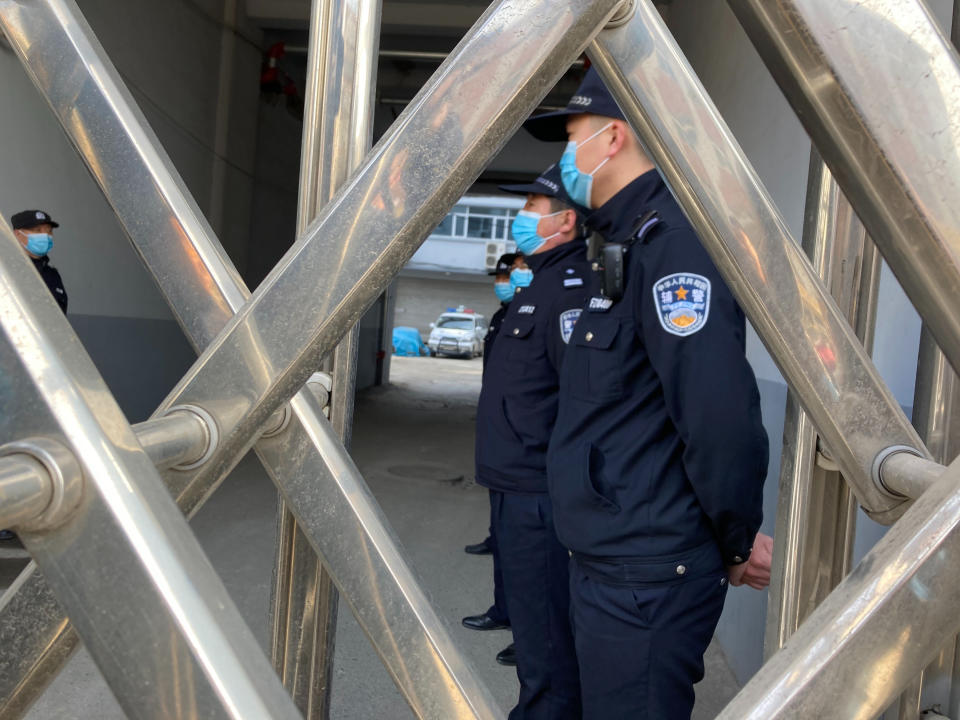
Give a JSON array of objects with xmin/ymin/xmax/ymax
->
[{"xmin": 7, "ymin": 355, "xmax": 740, "ymax": 718}]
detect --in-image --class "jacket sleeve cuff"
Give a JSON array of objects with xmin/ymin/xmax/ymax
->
[{"xmin": 722, "ymin": 524, "xmax": 756, "ymax": 565}]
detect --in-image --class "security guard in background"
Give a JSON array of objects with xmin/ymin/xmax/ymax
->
[
  {"xmin": 525, "ymin": 69, "xmax": 772, "ymax": 719},
  {"xmin": 11, "ymin": 209, "xmax": 67, "ymax": 313},
  {"xmin": 463, "ymin": 252, "xmax": 525, "ymax": 668},
  {"xmin": 484, "ymin": 252, "xmax": 524, "ymax": 370},
  {"xmin": 475, "ymin": 164, "xmax": 590, "ymax": 719},
  {"xmin": 1, "ymin": 209, "xmax": 67, "ymax": 543}
]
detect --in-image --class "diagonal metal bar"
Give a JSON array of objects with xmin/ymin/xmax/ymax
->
[
  {"xmin": 726, "ymin": 0, "xmax": 960, "ymax": 383},
  {"xmin": 715, "ymin": 455, "xmax": 960, "ymax": 719},
  {"xmin": 141, "ymin": 0, "xmax": 623, "ymax": 522},
  {"xmin": 0, "ymin": 0, "xmax": 622, "ymax": 716},
  {"xmin": 270, "ymin": 0, "xmax": 381, "ymax": 714},
  {"xmin": 0, "ymin": 220, "xmax": 302, "ymax": 720},
  {"xmin": 588, "ymin": 0, "xmax": 929, "ymax": 523}
]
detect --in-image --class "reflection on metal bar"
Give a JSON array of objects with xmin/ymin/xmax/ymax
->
[
  {"xmin": 726, "ymin": 0, "xmax": 960, "ymax": 384},
  {"xmin": 0, "ymin": 455, "xmax": 50, "ymax": 530},
  {"xmin": 589, "ymin": 2, "xmax": 928, "ymax": 524},
  {"xmin": 715, "ymin": 456, "xmax": 960, "ymax": 720},
  {"xmin": 270, "ymin": 0, "xmax": 381, "ymax": 715},
  {"xmin": 880, "ymin": 453, "xmax": 948, "ymax": 500},
  {"xmin": 764, "ymin": 152, "xmax": 878, "ymax": 658},
  {"xmin": 0, "ymin": 411, "xmax": 207, "ymax": 529},
  {"xmin": 134, "ymin": 411, "xmax": 210, "ymax": 471},
  {"xmin": 0, "ymin": 0, "xmax": 619, "ymax": 715},
  {"xmin": 0, "ymin": 220, "xmax": 302, "ymax": 719}
]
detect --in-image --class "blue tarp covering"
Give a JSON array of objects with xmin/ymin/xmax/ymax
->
[{"xmin": 392, "ymin": 326, "xmax": 429, "ymax": 357}]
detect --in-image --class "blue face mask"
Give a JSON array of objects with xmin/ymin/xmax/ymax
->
[
  {"xmin": 24, "ymin": 233, "xmax": 54, "ymax": 256},
  {"xmin": 510, "ymin": 267, "xmax": 533, "ymax": 291},
  {"xmin": 494, "ymin": 281, "xmax": 514, "ymax": 302},
  {"xmin": 559, "ymin": 121, "xmax": 613, "ymax": 208},
  {"xmin": 511, "ymin": 210, "xmax": 564, "ymax": 255}
]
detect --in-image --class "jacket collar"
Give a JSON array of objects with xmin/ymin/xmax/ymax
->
[
  {"xmin": 524, "ymin": 235, "xmax": 586, "ymax": 273},
  {"xmin": 585, "ymin": 169, "xmax": 663, "ymax": 242}
]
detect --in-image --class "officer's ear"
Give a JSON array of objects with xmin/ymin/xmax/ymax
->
[
  {"xmin": 560, "ymin": 209, "xmax": 578, "ymax": 233},
  {"xmin": 607, "ymin": 120, "xmax": 632, "ymax": 158}
]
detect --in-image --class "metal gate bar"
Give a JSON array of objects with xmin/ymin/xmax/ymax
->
[
  {"xmin": 715, "ymin": 455, "xmax": 960, "ymax": 720},
  {"xmin": 727, "ymin": 0, "xmax": 960, "ymax": 381},
  {"xmin": 138, "ymin": 0, "xmax": 625, "ymax": 524},
  {"xmin": 765, "ymin": 151, "xmax": 879, "ymax": 656},
  {"xmin": 0, "ymin": 221, "xmax": 301, "ymax": 719},
  {"xmin": 269, "ymin": 1, "xmax": 381, "ymax": 713},
  {"xmin": 0, "ymin": 0, "xmax": 622, "ymax": 716},
  {"xmin": 589, "ymin": 1, "xmax": 930, "ymax": 523}
]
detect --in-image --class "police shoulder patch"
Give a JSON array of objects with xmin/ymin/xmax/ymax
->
[
  {"xmin": 559, "ymin": 308, "xmax": 582, "ymax": 344},
  {"xmin": 652, "ymin": 272, "xmax": 710, "ymax": 336}
]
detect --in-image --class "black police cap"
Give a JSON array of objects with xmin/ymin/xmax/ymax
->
[
  {"xmin": 498, "ymin": 164, "xmax": 576, "ymax": 208},
  {"xmin": 11, "ymin": 209, "xmax": 59, "ymax": 230},
  {"xmin": 489, "ymin": 252, "xmax": 519, "ymax": 276},
  {"xmin": 523, "ymin": 67, "xmax": 625, "ymax": 142}
]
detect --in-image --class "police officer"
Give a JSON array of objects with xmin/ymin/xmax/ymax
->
[
  {"xmin": 463, "ymin": 253, "xmax": 523, "ymax": 667},
  {"xmin": 1, "ymin": 210, "xmax": 67, "ymax": 544},
  {"xmin": 475, "ymin": 164, "xmax": 590, "ymax": 719},
  {"xmin": 524, "ymin": 69, "xmax": 772, "ymax": 719},
  {"xmin": 466, "ymin": 253, "xmax": 525, "ymax": 555},
  {"xmin": 10, "ymin": 209, "xmax": 67, "ymax": 313}
]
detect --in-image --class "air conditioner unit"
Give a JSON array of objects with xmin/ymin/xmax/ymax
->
[{"xmin": 485, "ymin": 241, "xmax": 506, "ymax": 270}]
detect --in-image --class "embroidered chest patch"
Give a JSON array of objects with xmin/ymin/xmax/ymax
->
[
  {"xmin": 652, "ymin": 273, "xmax": 711, "ymax": 336},
  {"xmin": 517, "ymin": 305, "xmax": 536, "ymax": 314},
  {"xmin": 563, "ymin": 277, "xmax": 584, "ymax": 287},
  {"xmin": 559, "ymin": 309, "xmax": 582, "ymax": 344}
]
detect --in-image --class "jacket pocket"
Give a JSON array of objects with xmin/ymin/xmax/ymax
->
[{"xmin": 571, "ymin": 316, "xmax": 624, "ymax": 402}]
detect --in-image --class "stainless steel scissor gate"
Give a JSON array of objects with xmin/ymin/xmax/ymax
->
[{"xmin": 1, "ymin": 0, "xmax": 959, "ymax": 718}]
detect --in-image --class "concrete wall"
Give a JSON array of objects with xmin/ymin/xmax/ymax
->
[
  {"xmin": 667, "ymin": 0, "xmax": 946, "ymax": 686},
  {"xmin": 0, "ymin": 0, "xmax": 262, "ymax": 422},
  {"xmin": 394, "ymin": 271, "xmax": 501, "ymax": 340}
]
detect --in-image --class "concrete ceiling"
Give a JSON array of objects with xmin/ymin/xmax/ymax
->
[{"xmin": 244, "ymin": 0, "xmax": 673, "ymax": 187}]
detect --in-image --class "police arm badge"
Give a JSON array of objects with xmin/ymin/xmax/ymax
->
[
  {"xmin": 652, "ymin": 273, "xmax": 710, "ymax": 336},
  {"xmin": 559, "ymin": 308, "xmax": 582, "ymax": 344}
]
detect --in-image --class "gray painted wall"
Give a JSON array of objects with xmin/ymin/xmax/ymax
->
[
  {"xmin": 0, "ymin": 0, "xmax": 262, "ymax": 421},
  {"xmin": 667, "ymin": 0, "xmax": 954, "ymax": 687},
  {"xmin": 394, "ymin": 271, "xmax": 500, "ymax": 339}
]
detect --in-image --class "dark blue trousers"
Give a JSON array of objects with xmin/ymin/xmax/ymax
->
[
  {"xmin": 568, "ymin": 553, "xmax": 727, "ymax": 720},
  {"xmin": 485, "ymin": 490, "xmax": 510, "ymax": 625},
  {"xmin": 491, "ymin": 490, "xmax": 581, "ymax": 720}
]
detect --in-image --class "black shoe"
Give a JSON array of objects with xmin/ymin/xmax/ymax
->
[
  {"xmin": 464, "ymin": 538, "xmax": 492, "ymax": 555},
  {"xmin": 496, "ymin": 643, "xmax": 517, "ymax": 666},
  {"xmin": 461, "ymin": 613, "xmax": 509, "ymax": 631}
]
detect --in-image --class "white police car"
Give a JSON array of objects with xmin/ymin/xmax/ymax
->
[{"xmin": 427, "ymin": 309, "xmax": 487, "ymax": 358}]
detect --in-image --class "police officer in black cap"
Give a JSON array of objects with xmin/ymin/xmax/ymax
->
[
  {"xmin": 466, "ymin": 253, "xmax": 525, "ymax": 553},
  {"xmin": 10, "ymin": 209, "xmax": 67, "ymax": 313},
  {"xmin": 524, "ymin": 69, "xmax": 772, "ymax": 719},
  {"xmin": 474, "ymin": 164, "xmax": 590, "ymax": 719},
  {"xmin": 1, "ymin": 210, "xmax": 67, "ymax": 543},
  {"xmin": 462, "ymin": 252, "xmax": 525, "ymax": 667}
]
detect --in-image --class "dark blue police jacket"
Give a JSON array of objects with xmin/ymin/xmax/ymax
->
[
  {"xmin": 547, "ymin": 171, "xmax": 768, "ymax": 565},
  {"xmin": 32, "ymin": 255, "xmax": 67, "ymax": 314},
  {"xmin": 476, "ymin": 240, "xmax": 591, "ymax": 494},
  {"xmin": 482, "ymin": 302, "xmax": 508, "ymax": 372}
]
